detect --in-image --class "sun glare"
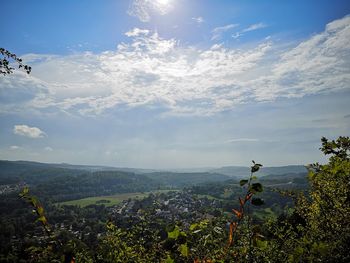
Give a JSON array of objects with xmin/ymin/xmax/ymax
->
[
  {"xmin": 153, "ymin": 0, "xmax": 173, "ymax": 14},
  {"xmin": 156, "ymin": 0, "xmax": 171, "ymax": 6}
]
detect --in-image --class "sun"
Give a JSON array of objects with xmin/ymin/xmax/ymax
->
[
  {"xmin": 153, "ymin": 0, "xmax": 174, "ymax": 14},
  {"xmin": 156, "ymin": 0, "xmax": 171, "ymax": 6}
]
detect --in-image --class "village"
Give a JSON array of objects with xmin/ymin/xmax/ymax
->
[{"xmin": 111, "ymin": 191, "xmax": 224, "ymax": 229}]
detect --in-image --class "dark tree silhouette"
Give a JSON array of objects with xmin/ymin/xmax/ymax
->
[{"xmin": 0, "ymin": 47, "xmax": 31, "ymax": 75}]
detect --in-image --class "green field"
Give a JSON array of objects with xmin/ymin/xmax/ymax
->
[{"xmin": 58, "ymin": 190, "xmax": 173, "ymax": 207}]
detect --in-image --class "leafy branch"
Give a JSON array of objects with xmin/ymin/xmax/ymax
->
[
  {"xmin": 19, "ymin": 186, "xmax": 51, "ymax": 237},
  {"xmin": 228, "ymin": 160, "xmax": 264, "ymax": 248},
  {"xmin": 19, "ymin": 187, "xmax": 78, "ymax": 262},
  {"xmin": 0, "ymin": 47, "xmax": 31, "ymax": 75}
]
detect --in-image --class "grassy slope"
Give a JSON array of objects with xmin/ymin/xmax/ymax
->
[{"xmin": 58, "ymin": 190, "xmax": 173, "ymax": 207}]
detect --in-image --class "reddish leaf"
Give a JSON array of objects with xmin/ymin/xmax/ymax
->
[
  {"xmin": 232, "ymin": 209, "xmax": 242, "ymax": 219},
  {"xmin": 245, "ymin": 192, "xmax": 253, "ymax": 202},
  {"xmin": 232, "ymin": 222, "xmax": 237, "ymax": 230},
  {"xmin": 239, "ymin": 197, "xmax": 245, "ymax": 206},
  {"xmin": 228, "ymin": 222, "xmax": 234, "ymax": 245},
  {"xmin": 228, "ymin": 222, "xmax": 238, "ymax": 246}
]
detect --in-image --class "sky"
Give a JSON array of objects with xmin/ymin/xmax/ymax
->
[{"xmin": 0, "ymin": 0, "xmax": 350, "ymax": 169}]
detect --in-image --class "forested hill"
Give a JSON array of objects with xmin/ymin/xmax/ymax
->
[
  {"xmin": 0, "ymin": 161, "xmax": 228, "ymax": 202},
  {"xmin": 142, "ymin": 171, "xmax": 230, "ymax": 188},
  {"xmin": 209, "ymin": 165, "xmax": 307, "ymax": 177},
  {"xmin": 33, "ymin": 171, "xmax": 160, "ymax": 202},
  {"xmin": 0, "ymin": 160, "xmax": 157, "ymax": 175},
  {"xmin": 0, "ymin": 160, "xmax": 308, "ymax": 202},
  {"xmin": 1, "ymin": 160, "xmax": 307, "ymax": 178}
]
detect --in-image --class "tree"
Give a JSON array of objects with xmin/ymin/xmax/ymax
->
[
  {"xmin": 302, "ymin": 136, "xmax": 350, "ymax": 262},
  {"xmin": 261, "ymin": 136, "xmax": 350, "ymax": 263},
  {"xmin": 0, "ymin": 48, "xmax": 31, "ymax": 75}
]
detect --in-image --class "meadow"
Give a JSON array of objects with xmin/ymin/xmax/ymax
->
[{"xmin": 58, "ymin": 190, "xmax": 172, "ymax": 207}]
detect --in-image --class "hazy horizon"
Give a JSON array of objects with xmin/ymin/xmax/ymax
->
[{"xmin": 0, "ymin": 158, "xmax": 312, "ymax": 171}]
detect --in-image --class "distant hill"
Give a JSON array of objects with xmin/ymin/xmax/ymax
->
[
  {"xmin": 0, "ymin": 160, "xmax": 308, "ymax": 195},
  {"xmin": 34, "ymin": 171, "xmax": 160, "ymax": 202},
  {"xmin": 1, "ymin": 160, "xmax": 308, "ymax": 178},
  {"xmin": 260, "ymin": 172, "xmax": 309, "ymax": 189},
  {"xmin": 0, "ymin": 160, "xmax": 230, "ymax": 202},
  {"xmin": 0, "ymin": 160, "xmax": 157, "ymax": 175},
  {"xmin": 0, "ymin": 160, "xmax": 225, "ymax": 185},
  {"xmin": 208, "ymin": 166, "xmax": 248, "ymax": 178},
  {"xmin": 209, "ymin": 165, "xmax": 307, "ymax": 178},
  {"xmin": 0, "ymin": 160, "xmax": 87, "ymax": 185},
  {"xmin": 143, "ymin": 172, "xmax": 230, "ymax": 188},
  {"xmin": 0, "ymin": 160, "xmax": 117, "ymax": 180}
]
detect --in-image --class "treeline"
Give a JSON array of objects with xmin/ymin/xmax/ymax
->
[
  {"xmin": 33, "ymin": 171, "xmax": 161, "ymax": 202},
  {"xmin": 145, "ymin": 172, "xmax": 230, "ymax": 188}
]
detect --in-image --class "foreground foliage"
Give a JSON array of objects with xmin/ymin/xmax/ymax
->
[{"xmin": 258, "ymin": 136, "xmax": 350, "ymax": 263}]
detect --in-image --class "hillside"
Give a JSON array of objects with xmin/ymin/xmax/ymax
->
[
  {"xmin": 210, "ymin": 165, "xmax": 307, "ymax": 178},
  {"xmin": 143, "ymin": 171, "xmax": 230, "ymax": 188},
  {"xmin": 0, "ymin": 160, "xmax": 157, "ymax": 175},
  {"xmin": 1, "ymin": 160, "xmax": 308, "ymax": 178}
]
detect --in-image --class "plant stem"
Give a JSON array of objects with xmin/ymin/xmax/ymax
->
[{"xmin": 247, "ymin": 172, "xmax": 253, "ymax": 263}]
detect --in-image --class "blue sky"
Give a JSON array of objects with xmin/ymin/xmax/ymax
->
[{"xmin": 1, "ymin": 0, "xmax": 350, "ymax": 168}]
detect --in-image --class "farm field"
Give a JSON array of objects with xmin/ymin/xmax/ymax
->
[{"xmin": 58, "ymin": 190, "xmax": 174, "ymax": 207}]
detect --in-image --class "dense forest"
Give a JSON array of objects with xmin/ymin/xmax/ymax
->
[{"xmin": 0, "ymin": 136, "xmax": 349, "ymax": 262}]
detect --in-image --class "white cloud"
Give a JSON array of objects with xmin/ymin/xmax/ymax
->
[
  {"xmin": 128, "ymin": 0, "xmax": 151, "ymax": 22},
  {"xmin": 192, "ymin": 16, "xmax": 204, "ymax": 25},
  {"xmin": 242, "ymin": 22, "xmax": 267, "ymax": 32},
  {"xmin": 13, "ymin": 125, "xmax": 46, "ymax": 138},
  {"xmin": 231, "ymin": 22, "xmax": 267, "ymax": 39},
  {"xmin": 232, "ymin": 32, "xmax": 243, "ymax": 39},
  {"xmin": 44, "ymin": 146, "xmax": 53, "ymax": 151},
  {"xmin": 125, "ymin": 28, "xmax": 150, "ymax": 37},
  {"xmin": 211, "ymin": 24, "xmax": 239, "ymax": 40},
  {"xmin": 10, "ymin": 145, "xmax": 21, "ymax": 150},
  {"xmin": 252, "ymin": 15, "xmax": 350, "ymax": 101},
  {"xmin": 1, "ymin": 16, "xmax": 349, "ymax": 117},
  {"xmin": 127, "ymin": 0, "xmax": 174, "ymax": 22}
]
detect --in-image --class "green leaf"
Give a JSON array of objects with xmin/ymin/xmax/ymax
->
[
  {"xmin": 37, "ymin": 216, "xmax": 47, "ymax": 224},
  {"xmin": 239, "ymin": 179, "xmax": 248, "ymax": 186},
  {"xmin": 199, "ymin": 219, "xmax": 209, "ymax": 226},
  {"xmin": 250, "ymin": 183, "xmax": 263, "ymax": 193},
  {"xmin": 251, "ymin": 163, "xmax": 263, "ymax": 173},
  {"xmin": 30, "ymin": 196, "xmax": 39, "ymax": 206},
  {"xmin": 189, "ymin": 223, "xmax": 198, "ymax": 231},
  {"xmin": 106, "ymin": 221, "xmax": 115, "ymax": 231},
  {"xmin": 165, "ymin": 255, "xmax": 175, "ymax": 263},
  {"xmin": 37, "ymin": 205, "xmax": 44, "ymax": 216},
  {"xmin": 256, "ymin": 239, "xmax": 268, "ymax": 250},
  {"xmin": 21, "ymin": 187, "xmax": 29, "ymax": 196},
  {"xmin": 251, "ymin": 197, "xmax": 264, "ymax": 206},
  {"xmin": 213, "ymin": 226, "xmax": 223, "ymax": 234},
  {"xmin": 168, "ymin": 226, "xmax": 180, "ymax": 239},
  {"xmin": 179, "ymin": 243, "xmax": 189, "ymax": 257}
]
